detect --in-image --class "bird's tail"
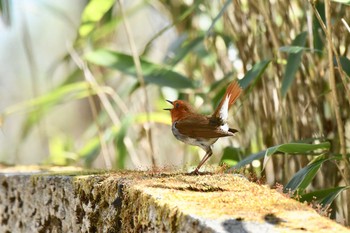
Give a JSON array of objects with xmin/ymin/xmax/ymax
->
[{"xmin": 212, "ymin": 81, "xmax": 242, "ymax": 121}]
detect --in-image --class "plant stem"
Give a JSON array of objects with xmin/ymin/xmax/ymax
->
[
  {"xmin": 117, "ymin": 0, "xmax": 156, "ymax": 166},
  {"xmin": 86, "ymin": 87, "xmax": 113, "ymax": 169},
  {"xmin": 309, "ymin": 1, "xmax": 350, "ymax": 106},
  {"xmin": 324, "ymin": 0, "xmax": 350, "ymax": 225}
]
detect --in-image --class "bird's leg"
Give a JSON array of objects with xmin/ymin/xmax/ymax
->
[{"xmin": 192, "ymin": 147, "xmax": 213, "ymax": 174}]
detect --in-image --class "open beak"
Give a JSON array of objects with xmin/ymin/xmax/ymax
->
[{"xmin": 163, "ymin": 100, "xmax": 173, "ymax": 111}]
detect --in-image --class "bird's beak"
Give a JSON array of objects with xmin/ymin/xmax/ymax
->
[{"xmin": 163, "ymin": 100, "xmax": 173, "ymax": 111}]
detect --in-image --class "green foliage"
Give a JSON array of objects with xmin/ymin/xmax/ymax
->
[
  {"xmin": 165, "ymin": 35, "xmax": 205, "ymax": 66},
  {"xmin": 263, "ymin": 141, "xmax": 330, "ymax": 168},
  {"xmin": 206, "ymin": 0, "xmax": 232, "ymax": 35},
  {"xmin": 78, "ymin": 135, "xmax": 102, "ymax": 167},
  {"xmin": 284, "ymin": 156, "xmax": 330, "ymax": 193},
  {"xmin": 3, "ymin": 82, "xmax": 92, "ymax": 139},
  {"xmin": 226, "ymin": 139, "xmax": 348, "ymax": 213},
  {"xmin": 228, "ymin": 141, "xmax": 330, "ymax": 172},
  {"xmin": 47, "ymin": 135, "xmax": 76, "ymax": 165},
  {"xmin": 115, "ymin": 117, "xmax": 132, "ymax": 169},
  {"xmin": 300, "ymin": 186, "xmax": 350, "ymax": 207},
  {"xmin": 338, "ymin": 57, "xmax": 350, "ymax": 77},
  {"xmin": 279, "ymin": 46, "xmax": 322, "ymax": 54},
  {"xmin": 77, "ymin": 112, "xmax": 170, "ymax": 168},
  {"xmin": 220, "ymin": 147, "xmax": 241, "ymax": 166},
  {"xmin": 0, "ymin": 0, "xmax": 11, "ymax": 26},
  {"xmin": 79, "ymin": 0, "xmax": 115, "ymax": 37},
  {"xmin": 85, "ymin": 49, "xmax": 195, "ymax": 89},
  {"xmin": 210, "ymin": 74, "xmax": 235, "ymax": 107},
  {"xmin": 281, "ymin": 31, "xmax": 307, "ymax": 98},
  {"xmin": 312, "ymin": 2, "xmax": 325, "ymax": 52},
  {"xmin": 227, "ymin": 150, "xmax": 265, "ymax": 172},
  {"xmin": 238, "ymin": 60, "xmax": 271, "ymax": 90}
]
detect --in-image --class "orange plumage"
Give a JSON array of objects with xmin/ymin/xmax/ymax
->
[{"xmin": 165, "ymin": 80, "xmax": 242, "ymax": 174}]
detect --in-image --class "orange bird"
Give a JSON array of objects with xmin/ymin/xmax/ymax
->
[{"xmin": 164, "ymin": 80, "xmax": 242, "ymax": 174}]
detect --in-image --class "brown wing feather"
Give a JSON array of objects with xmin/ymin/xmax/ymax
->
[
  {"xmin": 212, "ymin": 81, "xmax": 242, "ymax": 119},
  {"xmin": 175, "ymin": 115, "xmax": 234, "ymax": 139}
]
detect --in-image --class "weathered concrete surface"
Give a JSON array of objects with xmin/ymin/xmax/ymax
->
[{"xmin": 0, "ymin": 166, "xmax": 349, "ymax": 233}]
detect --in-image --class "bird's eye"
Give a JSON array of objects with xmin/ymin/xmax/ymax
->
[{"xmin": 175, "ymin": 103, "xmax": 180, "ymax": 108}]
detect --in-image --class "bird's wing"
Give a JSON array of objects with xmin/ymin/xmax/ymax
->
[{"xmin": 175, "ymin": 115, "xmax": 235, "ymax": 139}]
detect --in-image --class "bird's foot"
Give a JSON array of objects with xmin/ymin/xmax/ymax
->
[
  {"xmin": 189, "ymin": 169, "xmax": 200, "ymax": 175},
  {"xmin": 188, "ymin": 169, "xmax": 211, "ymax": 176}
]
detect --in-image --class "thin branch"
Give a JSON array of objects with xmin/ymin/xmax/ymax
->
[
  {"xmin": 102, "ymin": 87, "xmax": 142, "ymax": 166},
  {"xmin": 69, "ymin": 49, "xmax": 113, "ymax": 169},
  {"xmin": 117, "ymin": 0, "xmax": 156, "ymax": 166},
  {"xmin": 256, "ymin": 1, "xmax": 280, "ymax": 57},
  {"xmin": 69, "ymin": 46, "xmax": 143, "ymax": 168},
  {"xmin": 310, "ymin": 0, "xmax": 350, "ymax": 175},
  {"xmin": 324, "ymin": 1, "xmax": 346, "ymax": 157},
  {"xmin": 86, "ymin": 86, "xmax": 113, "ymax": 169}
]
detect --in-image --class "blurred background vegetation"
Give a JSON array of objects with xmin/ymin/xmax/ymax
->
[{"xmin": 0, "ymin": 0, "xmax": 350, "ymax": 226}]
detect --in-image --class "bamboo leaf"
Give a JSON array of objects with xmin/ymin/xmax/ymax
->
[
  {"xmin": 281, "ymin": 31, "xmax": 307, "ymax": 98},
  {"xmin": 279, "ymin": 46, "xmax": 322, "ymax": 54},
  {"xmin": 265, "ymin": 142, "xmax": 330, "ymax": 156},
  {"xmin": 220, "ymin": 147, "xmax": 242, "ymax": 167},
  {"xmin": 85, "ymin": 49, "xmax": 195, "ymax": 89},
  {"xmin": 238, "ymin": 60, "xmax": 271, "ymax": 90},
  {"xmin": 79, "ymin": 0, "xmax": 115, "ymax": 37},
  {"xmin": 284, "ymin": 156, "xmax": 330, "ymax": 193},
  {"xmin": 210, "ymin": 74, "xmax": 234, "ymax": 108},
  {"xmin": 228, "ymin": 141, "xmax": 330, "ymax": 173},
  {"xmin": 263, "ymin": 141, "xmax": 330, "ymax": 169},
  {"xmin": 206, "ymin": 0, "xmax": 232, "ymax": 35},
  {"xmin": 1, "ymin": 82, "xmax": 93, "ymax": 139},
  {"xmin": 300, "ymin": 186, "xmax": 350, "ymax": 207},
  {"xmin": 90, "ymin": 2, "xmax": 144, "ymax": 43},
  {"xmin": 143, "ymin": 0, "xmax": 202, "ymax": 53},
  {"xmin": 3, "ymin": 82, "xmax": 91, "ymax": 116},
  {"xmin": 115, "ymin": 118, "xmax": 132, "ymax": 169},
  {"xmin": 313, "ymin": 3, "xmax": 325, "ymax": 52},
  {"xmin": 337, "ymin": 56, "xmax": 350, "ymax": 77},
  {"xmin": 279, "ymin": 46, "xmax": 306, "ymax": 53},
  {"xmin": 165, "ymin": 35, "xmax": 205, "ymax": 66},
  {"xmin": 227, "ymin": 150, "xmax": 266, "ymax": 172}
]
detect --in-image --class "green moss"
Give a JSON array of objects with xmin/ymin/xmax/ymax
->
[{"xmin": 118, "ymin": 183, "xmax": 184, "ymax": 232}]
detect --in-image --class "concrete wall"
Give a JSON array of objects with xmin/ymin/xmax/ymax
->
[{"xmin": 0, "ymin": 167, "xmax": 348, "ymax": 232}]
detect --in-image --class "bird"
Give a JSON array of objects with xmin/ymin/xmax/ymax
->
[{"xmin": 164, "ymin": 80, "xmax": 242, "ymax": 174}]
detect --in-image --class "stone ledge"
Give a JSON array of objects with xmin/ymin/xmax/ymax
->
[{"xmin": 0, "ymin": 166, "xmax": 348, "ymax": 232}]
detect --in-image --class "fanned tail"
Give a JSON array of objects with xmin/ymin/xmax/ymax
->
[{"xmin": 212, "ymin": 81, "xmax": 242, "ymax": 120}]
